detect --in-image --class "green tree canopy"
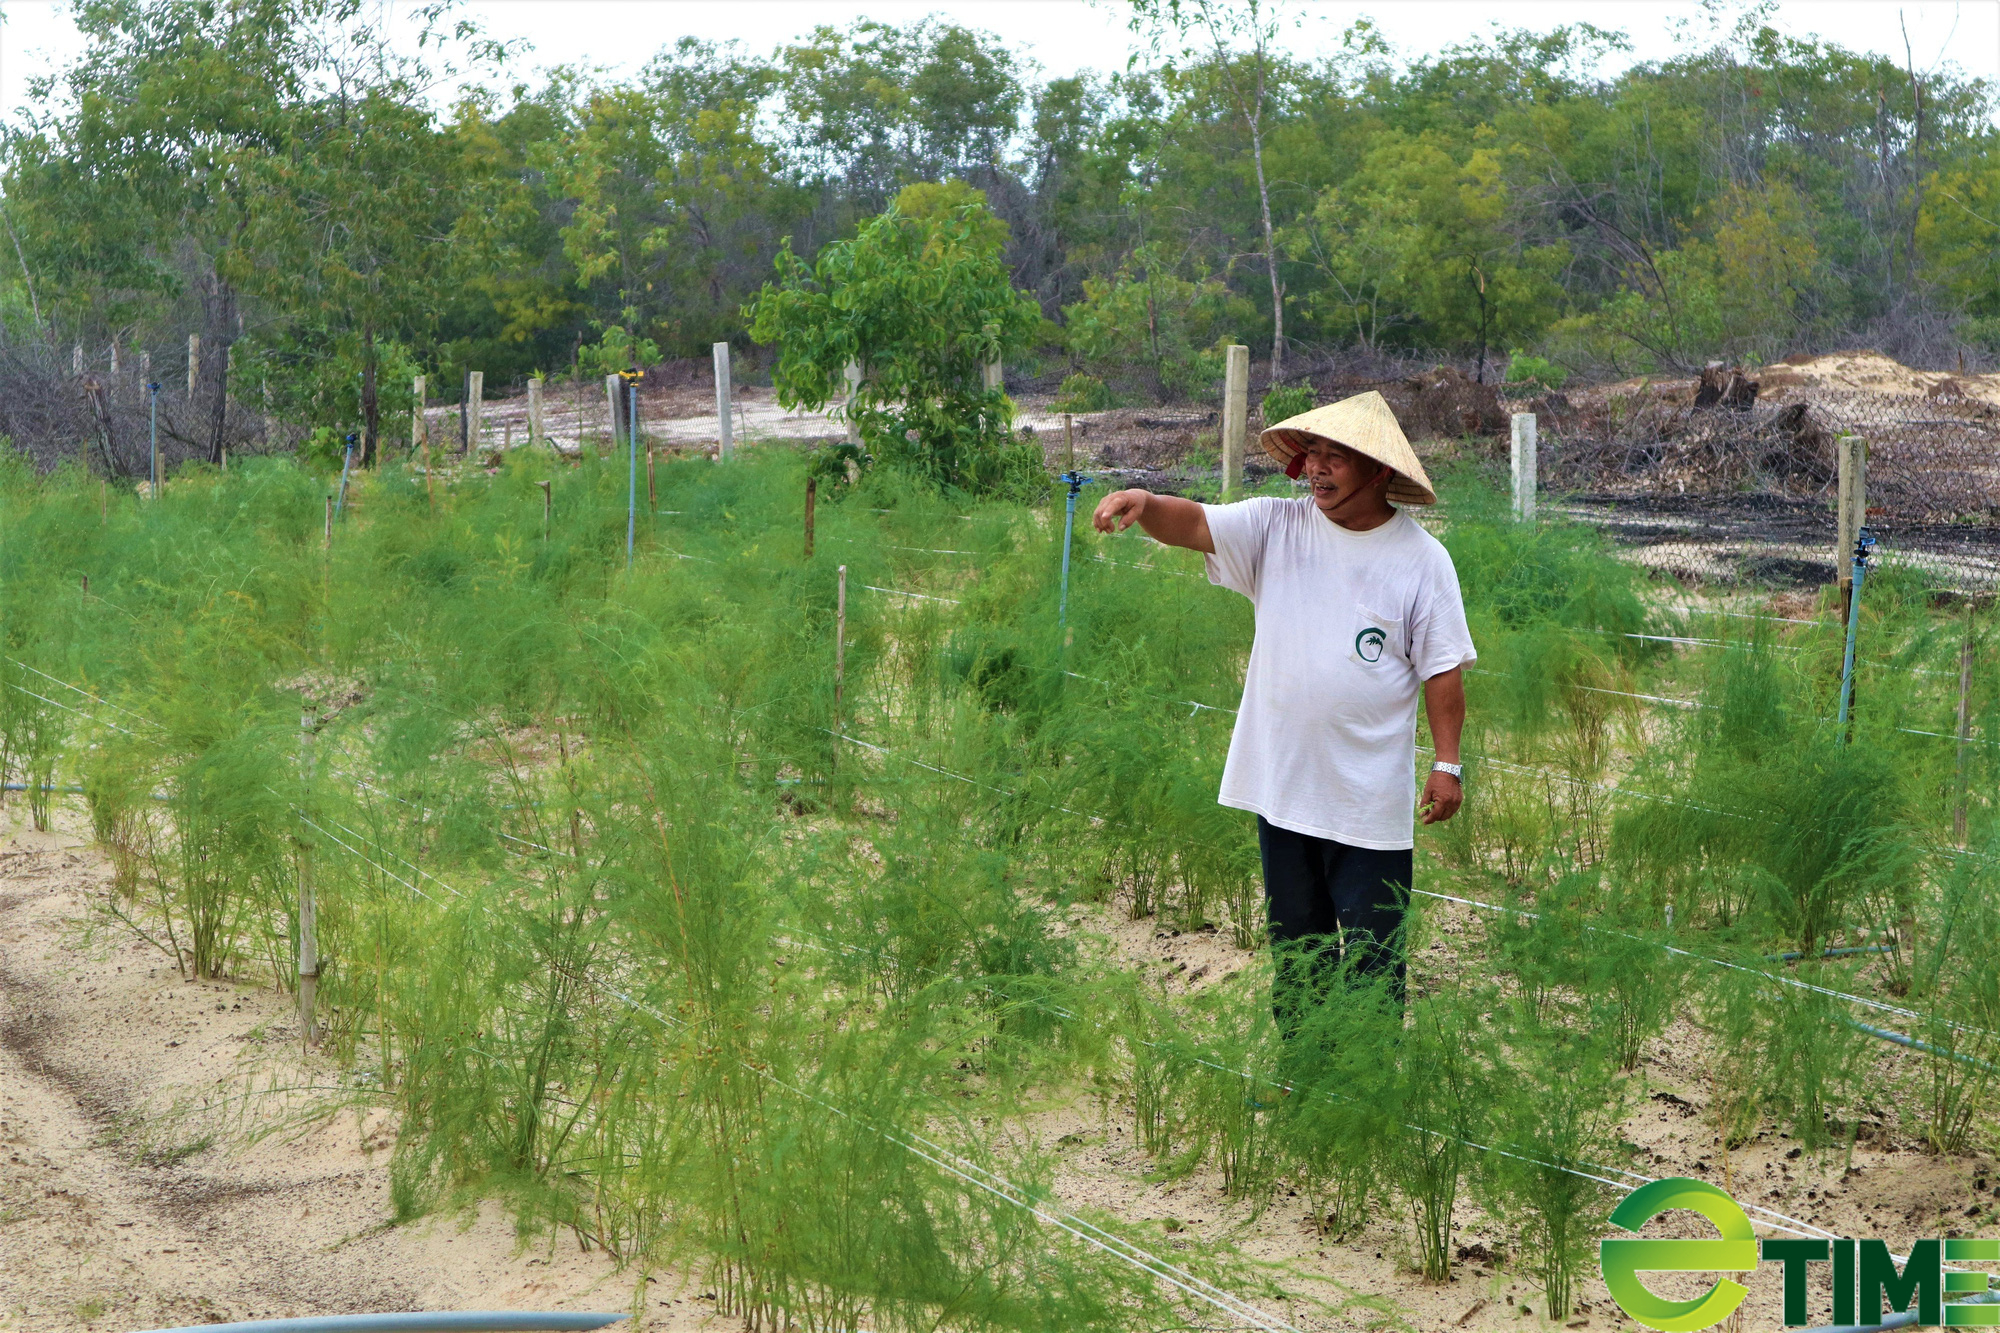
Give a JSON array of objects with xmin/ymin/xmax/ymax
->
[{"xmin": 747, "ymin": 198, "xmax": 1040, "ymax": 492}]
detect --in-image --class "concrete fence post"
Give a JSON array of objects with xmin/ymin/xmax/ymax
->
[
  {"xmin": 1836, "ymin": 434, "xmax": 1868, "ymax": 591},
  {"xmin": 844, "ymin": 361, "xmax": 862, "ymax": 446},
  {"xmin": 604, "ymin": 374, "xmax": 621, "ymax": 451},
  {"xmin": 713, "ymin": 341, "xmax": 734, "ymax": 461},
  {"xmin": 1220, "ymin": 344, "xmax": 1248, "ymax": 500},
  {"xmin": 411, "ymin": 375, "xmax": 426, "ymax": 451},
  {"xmin": 984, "ymin": 358, "xmax": 1004, "ymax": 392},
  {"xmin": 1510, "ymin": 412, "xmax": 1538, "ymax": 522},
  {"xmin": 188, "ymin": 334, "xmax": 200, "ymax": 397},
  {"xmin": 527, "ymin": 376, "xmax": 544, "ymax": 446},
  {"xmin": 72, "ymin": 343, "xmax": 82, "ymax": 375},
  {"xmin": 466, "ymin": 371, "xmax": 484, "ymax": 455}
]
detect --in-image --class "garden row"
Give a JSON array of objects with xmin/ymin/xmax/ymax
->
[{"xmin": 0, "ymin": 446, "xmax": 1994, "ymax": 1330}]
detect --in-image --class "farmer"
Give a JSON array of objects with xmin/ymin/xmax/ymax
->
[{"xmin": 1091, "ymin": 390, "xmax": 1474, "ymax": 1020}]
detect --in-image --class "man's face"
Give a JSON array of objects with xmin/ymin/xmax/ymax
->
[{"xmin": 1298, "ymin": 440, "xmax": 1387, "ymax": 513}]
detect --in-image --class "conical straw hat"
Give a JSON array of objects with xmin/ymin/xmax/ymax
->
[{"xmin": 1259, "ymin": 390, "xmax": 1437, "ymax": 506}]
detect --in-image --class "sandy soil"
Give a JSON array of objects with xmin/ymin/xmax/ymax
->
[
  {"xmin": 2, "ymin": 792, "xmax": 1991, "ymax": 1333},
  {"xmin": 0, "ymin": 804, "xmax": 714, "ymax": 1333},
  {"xmin": 1058, "ymin": 892, "xmax": 1995, "ymax": 1333},
  {"xmin": 1758, "ymin": 352, "xmax": 2000, "ymax": 407}
]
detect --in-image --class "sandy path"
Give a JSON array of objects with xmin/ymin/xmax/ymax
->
[{"xmin": 0, "ymin": 808, "xmax": 713, "ymax": 1333}]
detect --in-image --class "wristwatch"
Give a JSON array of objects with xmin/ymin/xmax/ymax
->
[{"xmin": 1431, "ymin": 760, "xmax": 1463, "ymax": 780}]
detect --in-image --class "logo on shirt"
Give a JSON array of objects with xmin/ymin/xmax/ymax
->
[{"xmin": 1354, "ymin": 626, "xmax": 1388, "ymax": 663}]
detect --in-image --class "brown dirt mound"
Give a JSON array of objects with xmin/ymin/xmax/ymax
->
[
  {"xmin": 1756, "ymin": 350, "xmax": 2000, "ymax": 406},
  {"xmin": 1316, "ymin": 364, "xmax": 1510, "ymax": 440}
]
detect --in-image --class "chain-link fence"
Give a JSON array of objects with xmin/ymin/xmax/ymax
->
[{"xmin": 1539, "ymin": 374, "xmax": 2000, "ymax": 594}]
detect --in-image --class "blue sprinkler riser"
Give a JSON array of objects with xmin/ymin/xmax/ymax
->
[
  {"xmin": 133, "ymin": 1311, "xmax": 626, "ymax": 1333},
  {"xmin": 1056, "ymin": 470, "xmax": 1089, "ymax": 632},
  {"xmin": 625, "ymin": 381, "xmax": 638, "ymax": 568}
]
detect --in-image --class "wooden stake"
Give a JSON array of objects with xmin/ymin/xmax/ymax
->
[
  {"xmin": 100, "ymin": 481, "xmax": 106, "ymax": 524},
  {"xmin": 187, "ymin": 333, "xmax": 200, "ymax": 398},
  {"xmin": 324, "ymin": 494, "xmax": 333, "ymax": 550},
  {"xmin": 647, "ymin": 447, "xmax": 656, "ymax": 512},
  {"xmin": 412, "ymin": 374, "xmax": 426, "ymax": 452},
  {"xmin": 834, "ymin": 563, "xmax": 847, "ymax": 732},
  {"xmin": 1836, "ymin": 435, "xmax": 1867, "ymax": 595},
  {"xmin": 1956, "ymin": 608, "xmax": 1975, "ymax": 846},
  {"xmin": 804, "ymin": 476, "xmax": 817, "ymax": 559},
  {"xmin": 539, "ymin": 480, "xmax": 552, "ymax": 541},
  {"xmin": 298, "ymin": 704, "xmax": 319, "ymax": 1048},
  {"xmin": 1064, "ymin": 414, "xmax": 1074, "ymax": 472}
]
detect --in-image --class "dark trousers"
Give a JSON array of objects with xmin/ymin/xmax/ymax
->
[{"xmin": 1257, "ymin": 816, "xmax": 1410, "ymax": 1033}]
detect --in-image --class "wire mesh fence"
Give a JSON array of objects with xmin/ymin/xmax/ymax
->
[
  {"xmin": 1012, "ymin": 351, "xmax": 2000, "ymax": 596},
  {"xmin": 1540, "ymin": 375, "xmax": 2000, "ymax": 594}
]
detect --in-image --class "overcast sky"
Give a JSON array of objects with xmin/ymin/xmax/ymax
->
[{"xmin": 1, "ymin": 0, "xmax": 1995, "ymax": 125}]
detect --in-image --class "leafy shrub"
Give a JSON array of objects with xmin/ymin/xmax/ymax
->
[
  {"xmin": 1054, "ymin": 373, "xmax": 1115, "ymax": 413},
  {"xmin": 1259, "ymin": 384, "xmax": 1312, "ymax": 425},
  {"xmin": 1502, "ymin": 351, "xmax": 1568, "ymax": 393},
  {"xmin": 1062, "ymin": 246, "xmax": 1253, "ymax": 404},
  {"xmin": 578, "ymin": 324, "xmax": 661, "ymax": 377}
]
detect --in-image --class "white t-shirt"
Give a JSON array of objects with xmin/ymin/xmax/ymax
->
[{"xmin": 1202, "ymin": 497, "xmax": 1477, "ymax": 850}]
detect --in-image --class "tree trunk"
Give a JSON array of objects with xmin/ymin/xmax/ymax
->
[
  {"xmin": 199, "ymin": 272, "xmax": 236, "ymax": 466},
  {"xmin": 1249, "ymin": 115, "xmax": 1284, "ymax": 383},
  {"xmin": 361, "ymin": 321, "xmax": 380, "ymax": 467}
]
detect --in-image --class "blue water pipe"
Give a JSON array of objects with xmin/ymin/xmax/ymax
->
[
  {"xmin": 1836, "ymin": 527, "xmax": 1875, "ymax": 735},
  {"xmin": 334, "ymin": 434, "xmax": 356, "ymax": 520},
  {"xmin": 625, "ymin": 380, "xmax": 638, "ymax": 568}
]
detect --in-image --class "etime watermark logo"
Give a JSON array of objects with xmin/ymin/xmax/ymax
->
[{"xmin": 1601, "ymin": 1178, "xmax": 1997, "ymax": 1332}]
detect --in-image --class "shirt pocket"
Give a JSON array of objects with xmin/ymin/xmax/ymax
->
[{"xmin": 1349, "ymin": 604, "xmax": 1408, "ymax": 668}]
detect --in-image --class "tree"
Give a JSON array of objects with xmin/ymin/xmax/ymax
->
[
  {"xmin": 747, "ymin": 199, "xmax": 1041, "ymax": 491},
  {"xmin": 1291, "ymin": 134, "xmax": 1567, "ymax": 373},
  {"xmin": 545, "ymin": 41, "xmax": 800, "ymax": 358},
  {"xmin": 1062, "ymin": 245, "xmax": 1256, "ymax": 400},
  {"xmin": 241, "ymin": 88, "xmax": 497, "ymax": 465},
  {"xmin": 1126, "ymin": 0, "xmax": 1296, "ymax": 381},
  {"xmin": 775, "ymin": 20, "xmax": 1026, "ymax": 213},
  {"xmin": 4, "ymin": 0, "xmax": 504, "ymax": 467},
  {"xmin": 4, "ymin": 0, "xmax": 327, "ymax": 463}
]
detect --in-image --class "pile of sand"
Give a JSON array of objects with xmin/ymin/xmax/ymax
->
[{"xmin": 1758, "ymin": 350, "xmax": 2000, "ymax": 407}]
